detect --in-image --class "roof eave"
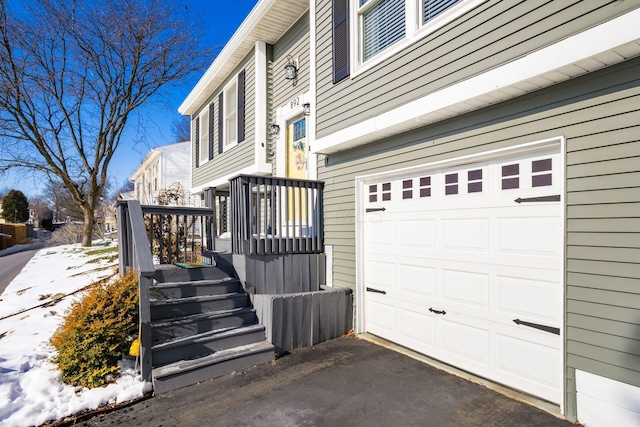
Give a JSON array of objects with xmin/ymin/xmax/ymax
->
[{"xmin": 179, "ymin": 0, "xmax": 307, "ymax": 116}]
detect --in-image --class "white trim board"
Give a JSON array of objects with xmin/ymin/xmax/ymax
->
[
  {"xmin": 190, "ymin": 163, "xmax": 272, "ymax": 194},
  {"xmin": 313, "ymin": 8, "xmax": 640, "ymax": 155}
]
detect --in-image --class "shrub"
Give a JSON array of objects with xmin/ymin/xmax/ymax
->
[{"xmin": 50, "ymin": 271, "xmax": 139, "ymax": 388}]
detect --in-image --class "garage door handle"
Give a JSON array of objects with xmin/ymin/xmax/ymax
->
[
  {"xmin": 429, "ymin": 308, "xmax": 446, "ymax": 315},
  {"xmin": 366, "ymin": 287, "xmax": 386, "ymax": 295},
  {"xmin": 514, "ymin": 195, "xmax": 561, "ymax": 203},
  {"xmin": 513, "ymin": 318, "xmax": 560, "ymax": 335}
]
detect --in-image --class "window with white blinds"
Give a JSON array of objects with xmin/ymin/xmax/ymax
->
[
  {"xmin": 351, "ymin": 0, "xmax": 482, "ymax": 74},
  {"xmin": 423, "ymin": 0, "xmax": 462, "ymax": 24},
  {"xmin": 361, "ymin": 0, "xmax": 405, "ymax": 61}
]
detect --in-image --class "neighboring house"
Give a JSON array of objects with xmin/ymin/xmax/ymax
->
[
  {"xmin": 175, "ymin": 1, "xmax": 640, "ymax": 425},
  {"xmin": 129, "ymin": 141, "xmax": 197, "ymax": 206}
]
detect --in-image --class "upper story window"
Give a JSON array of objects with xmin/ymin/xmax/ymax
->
[
  {"xmin": 194, "ymin": 69, "xmax": 245, "ymax": 167},
  {"xmin": 223, "ymin": 80, "xmax": 238, "ymax": 148},
  {"xmin": 198, "ymin": 106, "xmax": 210, "ymax": 164},
  {"xmin": 359, "ymin": 0, "xmax": 406, "ymax": 62},
  {"xmin": 344, "ymin": 0, "xmax": 481, "ymax": 76}
]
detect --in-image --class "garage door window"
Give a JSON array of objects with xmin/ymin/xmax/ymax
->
[
  {"xmin": 532, "ymin": 158, "xmax": 552, "ymax": 187},
  {"xmin": 501, "ymin": 163, "xmax": 519, "ymax": 190},
  {"xmin": 369, "ymin": 182, "xmax": 392, "ymax": 202},
  {"xmin": 420, "ymin": 177, "xmax": 432, "ymax": 197},
  {"xmin": 467, "ymin": 169, "xmax": 482, "ymax": 193},
  {"xmin": 445, "ymin": 173, "xmax": 458, "ymax": 195}
]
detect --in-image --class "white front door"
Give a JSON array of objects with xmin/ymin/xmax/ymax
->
[{"xmin": 362, "ymin": 146, "xmax": 563, "ymax": 403}]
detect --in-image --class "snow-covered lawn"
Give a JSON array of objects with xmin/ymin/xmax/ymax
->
[{"xmin": 0, "ymin": 242, "xmax": 151, "ymax": 427}]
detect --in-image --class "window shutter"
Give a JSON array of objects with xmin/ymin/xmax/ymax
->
[
  {"xmin": 332, "ymin": 0, "xmax": 349, "ymax": 83},
  {"xmin": 237, "ymin": 70, "xmax": 245, "ymax": 143},
  {"xmin": 208, "ymin": 102, "xmax": 215, "ymax": 160},
  {"xmin": 195, "ymin": 117, "xmax": 200, "ymax": 168},
  {"xmin": 218, "ymin": 92, "xmax": 224, "ymax": 154}
]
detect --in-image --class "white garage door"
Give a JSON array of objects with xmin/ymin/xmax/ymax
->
[{"xmin": 362, "ymin": 146, "xmax": 563, "ymax": 403}]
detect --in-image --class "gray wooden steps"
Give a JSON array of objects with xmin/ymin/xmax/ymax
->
[
  {"xmin": 150, "ymin": 277, "xmax": 242, "ymax": 299},
  {"xmin": 150, "ymin": 292, "xmax": 249, "ymax": 320},
  {"xmin": 151, "ymin": 324, "xmax": 268, "ymax": 367},
  {"xmin": 151, "ymin": 307, "xmax": 258, "ymax": 342},
  {"xmin": 153, "ymin": 264, "xmax": 229, "ymax": 283},
  {"xmin": 152, "ymin": 341, "xmax": 275, "ymax": 394},
  {"xmin": 149, "ymin": 264, "xmax": 274, "ymax": 394}
]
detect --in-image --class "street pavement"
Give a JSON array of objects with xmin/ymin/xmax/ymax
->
[
  {"xmin": 75, "ymin": 336, "xmax": 575, "ymax": 427},
  {"xmin": 0, "ymin": 243, "xmax": 44, "ymax": 295}
]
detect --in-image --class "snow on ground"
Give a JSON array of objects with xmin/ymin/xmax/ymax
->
[{"xmin": 0, "ymin": 242, "xmax": 152, "ymax": 427}]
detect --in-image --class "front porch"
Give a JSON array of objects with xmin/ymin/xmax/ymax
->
[{"xmin": 117, "ymin": 174, "xmax": 352, "ymax": 392}]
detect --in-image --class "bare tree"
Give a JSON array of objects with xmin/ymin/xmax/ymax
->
[
  {"xmin": 0, "ymin": 0, "xmax": 211, "ymax": 246},
  {"xmin": 172, "ymin": 115, "xmax": 192, "ymax": 143},
  {"xmin": 42, "ymin": 180, "xmax": 85, "ymax": 223}
]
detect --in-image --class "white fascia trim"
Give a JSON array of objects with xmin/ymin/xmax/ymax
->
[
  {"xmin": 178, "ymin": 0, "xmax": 277, "ymax": 115},
  {"xmin": 255, "ymin": 41, "xmax": 269, "ymax": 170},
  {"xmin": 129, "ymin": 150, "xmax": 160, "ymax": 182},
  {"xmin": 313, "ymin": 8, "xmax": 640, "ymax": 155},
  {"xmin": 190, "ymin": 163, "xmax": 272, "ymax": 194}
]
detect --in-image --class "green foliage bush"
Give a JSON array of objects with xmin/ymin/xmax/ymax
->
[{"xmin": 51, "ymin": 271, "xmax": 139, "ymax": 388}]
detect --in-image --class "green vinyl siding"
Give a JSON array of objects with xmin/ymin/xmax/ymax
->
[
  {"xmin": 267, "ymin": 13, "xmax": 311, "ymax": 176},
  {"xmin": 192, "ymin": 51, "xmax": 256, "ymax": 189},
  {"xmin": 318, "ymin": 57, "xmax": 640, "ymax": 396},
  {"xmin": 315, "ymin": 0, "xmax": 640, "ymax": 138}
]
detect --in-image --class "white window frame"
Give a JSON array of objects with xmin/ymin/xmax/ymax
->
[
  {"xmin": 223, "ymin": 79, "xmax": 238, "ymax": 150},
  {"xmin": 198, "ymin": 106, "xmax": 210, "ymax": 164},
  {"xmin": 350, "ymin": 0, "xmax": 485, "ymax": 77},
  {"xmin": 152, "ymin": 163, "xmax": 158, "ymax": 192}
]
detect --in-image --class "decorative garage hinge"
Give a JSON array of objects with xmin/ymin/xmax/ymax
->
[
  {"xmin": 513, "ymin": 318, "xmax": 560, "ymax": 335},
  {"xmin": 366, "ymin": 207, "xmax": 386, "ymax": 213},
  {"xmin": 514, "ymin": 195, "xmax": 561, "ymax": 203},
  {"xmin": 366, "ymin": 287, "xmax": 386, "ymax": 294}
]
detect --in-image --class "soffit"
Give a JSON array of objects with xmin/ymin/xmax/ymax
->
[{"xmin": 179, "ymin": 0, "xmax": 309, "ymax": 116}]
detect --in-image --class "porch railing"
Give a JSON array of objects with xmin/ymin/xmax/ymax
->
[
  {"xmin": 229, "ymin": 175, "xmax": 324, "ymax": 256},
  {"xmin": 204, "ymin": 188, "xmax": 230, "ymax": 251},
  {"xmin": 116, "ymin": 200, "xmax": 216, "ymax": 381},
  {"xmin": 141, "ymin": 204, "xmax": 214, "ymax": 264},
  {"xmin": 116, "ymin": 200, "xmax": 154, "ymax": 382}
]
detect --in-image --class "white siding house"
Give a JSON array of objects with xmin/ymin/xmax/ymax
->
[{"xmin": 129, "ymin": 141, "xmax": 197, "ymax": 206}]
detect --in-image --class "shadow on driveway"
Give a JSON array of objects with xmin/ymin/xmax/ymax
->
[{"xmin": 75, "ymin": 336, "xmax": 575, "ymax": 427}]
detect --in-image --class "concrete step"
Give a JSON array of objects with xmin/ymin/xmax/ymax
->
[
  {"xmin": 152, "ymin": 341, "xmax": 275, "ymax": 394},
  {"xmin": 150, "ymin": 277, "xmax": 242, "ymax": 299},
  {"xmin": 150, "ymin": 293, "xmax": 249, "ymax": 321},
  {"xmin": 151, "ymin": 324, "xmax": 268, "ymax": 367},
  {"xmin": 151, "ymin": 307, "xmax": 258, "ymax": 342},
  {"xmin": 154, "ymin": 264, "xmax": 230, "ymax": 283}
]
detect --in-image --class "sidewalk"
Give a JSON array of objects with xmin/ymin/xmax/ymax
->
[{"xmin": 75, "ymin": 336, "xmax": 574, "ymax": 427}]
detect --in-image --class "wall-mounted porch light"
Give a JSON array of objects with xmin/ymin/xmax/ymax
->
[
  {"xmin": 303, "ymin": 102, "xmax": 311, "ymax": 116},
  {"xmin": 269, "ymin": 124, "xmax": 280, "ymax": 136},
  {"xmin": 284, "ymin": 55, "xmax": 298, "ymax": 87}
]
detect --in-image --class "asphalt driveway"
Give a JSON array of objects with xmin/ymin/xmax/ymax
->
[{"xmin": 76, "ymin": 336, "xmax": 574, "ymax": 427}]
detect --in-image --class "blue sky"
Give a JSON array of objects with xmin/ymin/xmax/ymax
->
[{"xmin": 2, "ymin": 0, "xmax": 259, "ymax": 197}]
